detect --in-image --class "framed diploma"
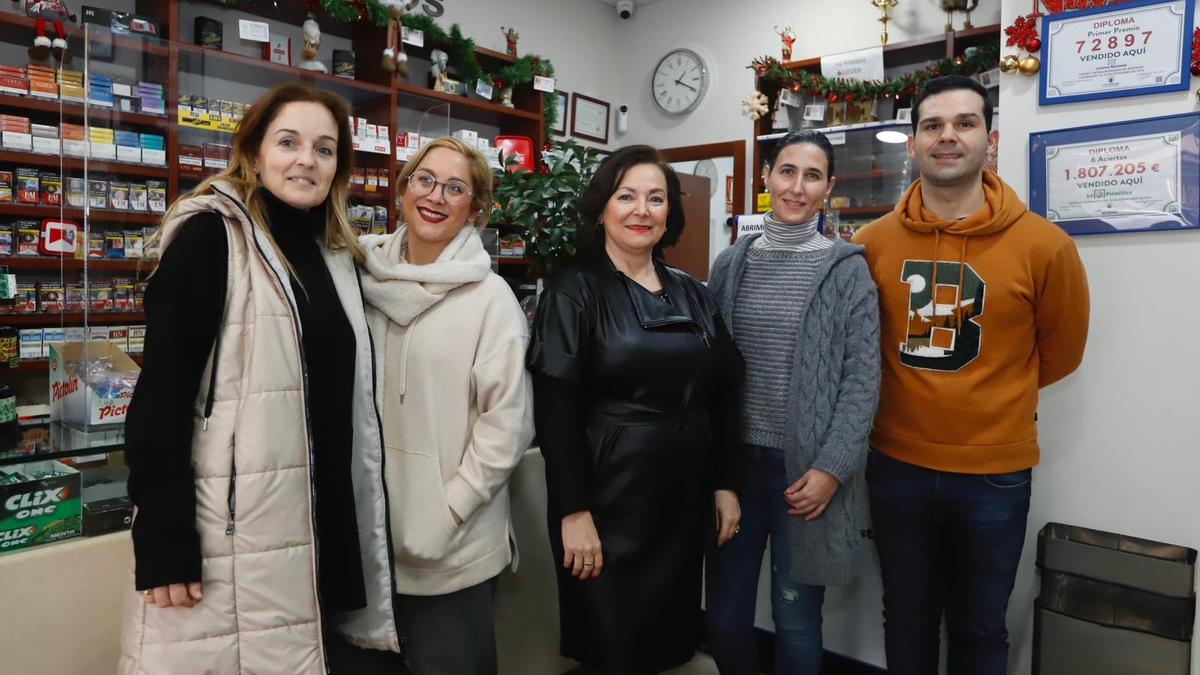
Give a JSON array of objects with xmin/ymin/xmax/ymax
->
[
  {"xmin": 571, "ymin": 93, "xmax": 610, "ymax": 145},
  {"xmin": 1039, "ymin": 0, "xmax": 1195, "ymax": 105},
  {"xmin": 1029, "ymin": 112, "xmax": 1200, "ymax": 235}
]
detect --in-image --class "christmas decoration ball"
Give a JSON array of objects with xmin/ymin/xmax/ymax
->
[
  {"xmin": 1018, "ymin": 55, "xmax": 1041, "ymax": 76},
  {"xmin": 1026, "ymin": 37, "xmax": 1042, "ymax": 52},
  {"xmin": 1191, "ymin": 62, "xmax": 1200, "ymax": 77},
  {"xmin": 1000, "ymin": 55, "xmax": 1020, "ymax": 74}
]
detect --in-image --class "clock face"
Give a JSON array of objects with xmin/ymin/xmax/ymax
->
[
  {"xmin": 694, "ymin": 159, "xmax": 719, "ymax": 197},
  {"xmin": 652, "ymin": 48, "xmax": 708, "ymax": 115}
]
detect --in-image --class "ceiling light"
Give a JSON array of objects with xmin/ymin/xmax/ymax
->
[{"xmin": 876, "ymin": 130, "xmax": 909, "ymax": 144}]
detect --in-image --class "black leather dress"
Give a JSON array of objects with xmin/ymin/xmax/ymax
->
[{"xmin": 528, "ymin": 251, "xmax": 743, "ymax": 674}]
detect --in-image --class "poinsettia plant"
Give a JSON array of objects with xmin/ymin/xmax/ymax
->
[{"xmin": 489, "ymin": 139, "xmax": 602, "ymax": 278}]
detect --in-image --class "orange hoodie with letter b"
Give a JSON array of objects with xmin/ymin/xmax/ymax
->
[{"xmin": 852, "ymin": 171, "xmax": 1089, "ymax": 474}]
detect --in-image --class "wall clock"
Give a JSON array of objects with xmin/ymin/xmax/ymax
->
[{"xmin": 652, "ymin": 48, "xmax": 708, "ymax": 115}]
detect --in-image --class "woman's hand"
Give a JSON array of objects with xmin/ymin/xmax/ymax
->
[
  {"xmin": 784, "ymin": 469, "xmax": 840, "ymax": 521},
  {"xmin": 561, "ymin": 511, "xmax": 603, "ymax": 581},
  {"xmin": 715, "ymin": 489, "xmax": 741, "ymax": 546},
  {"xmin": 145, "ymin": 582, "xmax": 203, "ymax": 608}
]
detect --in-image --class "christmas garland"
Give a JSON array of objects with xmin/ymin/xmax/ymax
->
[
  {"xmin": 750, "ymin": 41, "xmax": 999, "ymax": 102},
  {"xmin": 214, "ymin": 0, "xmax": 391, "ymax": 26},
  {"xmin": 402, "ymin": 14, "xmax": 557, "ymax": 135}
]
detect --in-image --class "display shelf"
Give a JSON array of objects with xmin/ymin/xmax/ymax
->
[
  {"xmin": 0, "ymin": 150, "xmax": 169, "ymax": 178},
  {"xmin": 7, "ymin": 353, "xmax": 142, "ymax": 375},
  {"xmin": 837, "ymin": 169, "xmax": 905, "ymax": 182},
  {"xmin": 475, "ymin": 47, "xmax": 517, "ymax": 64},
  {"xmin": 0, "ymin": 11, "xmax": 169, "ymax": 58},
  {"xmin": 351, "ymin": 190, "xmax": 389, "ymax": 204},
  {"xmin": 0, "ymin": 421, "xmax": 126, "ymax": 468},
  {"xmin": 496, "ymin": 257, "xmax": 531, "ymax": 266},
  {"xmin": 175, "ymin": 42, "xmax": 392, "ymax": 101},
  {"xmin": 1, "ymin": 312, "xmax": 144, "ymax": 326},
  {"xmin": 0, "ymin": 93, "xmax": 171, "ymax": 129},
  {"xmin": 0, "ymin": 256, "xmax": 152, "ymax": 272},
  {"xmin": 758, "ymin": 119, "xmax": 911, "ymax": 142},
  {"xmin": 837, "ymin": 205, "xmax": 894, "ymax": 216},
  {"xmin": 0, "ymin": 205, "xmax": 161, "ymax": 224},
  {"xmin": 395, "ymin": 80, "xmax": 541, "ymax": 124}
]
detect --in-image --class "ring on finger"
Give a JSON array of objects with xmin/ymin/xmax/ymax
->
[{"xmin": 582, "ymin": 559, "xmax": 594, "ymax": 567}]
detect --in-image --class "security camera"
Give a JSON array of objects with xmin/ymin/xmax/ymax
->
[
  {"xmin": 616, "ymin": 0, "xmax": 634, "ymax": 20},
  {"xmin": 616, "ymin": 104, "xmax": 629, "ymax": 134}
]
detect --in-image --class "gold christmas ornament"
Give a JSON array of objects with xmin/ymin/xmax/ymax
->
[
  {"xmin": 1000, "ymin": 55, "xmax": 1020, "ymax": 73},
  {"xmin": 1018, "ymin": 55, "xmax": 1041, "ymax": 75},
  {"xmin": 870, "ymin": 0, "xmax": 900, "ymax": 45}
]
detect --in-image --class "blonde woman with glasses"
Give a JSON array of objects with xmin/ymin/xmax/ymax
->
[{"xmin": 359, "ymin": 137, "xmax": 534, "ymax": 674}]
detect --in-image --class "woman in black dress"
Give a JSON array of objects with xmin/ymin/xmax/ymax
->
[{"xmin": 527, "ymin": 145, "xmax": 743, "ymax": 674}]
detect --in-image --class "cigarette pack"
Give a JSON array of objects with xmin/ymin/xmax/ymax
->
[
  {"xmin": 39, "ymin": 172, "xmax": 62, "ymax": 207},
  {"xmin": 16, "ymin": 223, "xmax": 40, "ymax": 256},
  {"xmin": 16, "ymin": 168, "xmax": 39, "ymax": 204}
]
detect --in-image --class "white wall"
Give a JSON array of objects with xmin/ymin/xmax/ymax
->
[
  {"xmin": 615, "ymin": 0, "xmax": 1001, "ymax": 211},
  {"xmin": 999, "ymin": 2, "xmax": 1200, "ymax": 674}
]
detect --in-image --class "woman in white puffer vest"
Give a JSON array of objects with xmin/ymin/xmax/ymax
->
[
  {"xmin": 359, "ymin": 136, "xmax": 534, "ymax": 675},
  {"xmin": 121, "ymin": 83, "xmax": 404, "ymax": 674}
]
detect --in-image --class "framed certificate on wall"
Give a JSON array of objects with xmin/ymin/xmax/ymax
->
[
  {"xmin": 1039, "ymin": 0, "xmax": 1195, "ymax": 105},
  {"xmin": 571, "ymin": 93, "xmax": 610, "ymax": 144},
  {"xmin": 1029, "ymin": 112, "xmax": 1200, "ymax": 235}
]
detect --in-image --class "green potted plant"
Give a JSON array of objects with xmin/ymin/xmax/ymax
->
[{"xmin": 489, "ymin": 139, "xmax": 602, "ymax": 278}]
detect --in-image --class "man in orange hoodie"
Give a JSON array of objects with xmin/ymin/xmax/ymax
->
[{"xmin": 852, "ymin": 75, "xmax": 1089, "ymax": 675}]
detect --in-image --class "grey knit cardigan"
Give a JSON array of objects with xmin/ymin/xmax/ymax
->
[{"xmin": 709, "ymin": 234, "xmax": 881, "ymax": 586}]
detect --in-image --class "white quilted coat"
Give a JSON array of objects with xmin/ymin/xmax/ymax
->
[{"xmin": 119, "ymin": 183, "xmax": 400, "ymax": 674}]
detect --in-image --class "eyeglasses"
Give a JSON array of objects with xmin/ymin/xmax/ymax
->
[{"xmin": 407, "ymin": 170, "xmax": 473, "ymax": 205}]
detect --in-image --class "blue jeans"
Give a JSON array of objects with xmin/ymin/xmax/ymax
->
[
  {"xmin": 866, "ymin": 450, "xmax": 1031, "ymax": 675},
  {"xmin": 706, "ymin": 445, "xmax": 826, "ymax": 675}
]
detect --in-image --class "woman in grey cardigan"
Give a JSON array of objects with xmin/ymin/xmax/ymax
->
[{"xmin": 705, "ymin": 130, "xmax": 881, "ymax": 675}]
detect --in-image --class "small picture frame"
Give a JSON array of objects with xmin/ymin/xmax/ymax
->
[
  {"xmin": 551, "ymin": 90, "xmax": 569, "ymax": 137},
  {"xmin": 802, "ymin": 103, "xmax": 826, "ymax": 122},
  {"xmin": 895, "ymin": 107, "xmax": 912, "ymax": 123},
  {"xmin": 977, "ymin": 69, "xmax": 1000, "ymax": 89},
  {"xmin": 571, "ymin": 93, "xmax": 611, "ymax": 145}
]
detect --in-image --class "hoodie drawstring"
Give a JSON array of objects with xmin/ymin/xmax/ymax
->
[
  {"xmin": 956, "ymin": 236, "xmax": 968, "ymax": 331},
  {"xmin": 930, "ymin": 229, "xmax": 970, "ymax": 333},
  {"xmin": 931, "ymin": 228, "xmax": 941, "ymax": 325}
]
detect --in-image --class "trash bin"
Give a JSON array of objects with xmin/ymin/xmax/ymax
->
[{"xmin": 1034, "ymin": 523, "xmax": 1196, "ymax": 675}]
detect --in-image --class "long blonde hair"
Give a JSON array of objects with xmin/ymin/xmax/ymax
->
[{"xmin": 155, "ymin": 82, "xmax": 365, "ymax": 267}]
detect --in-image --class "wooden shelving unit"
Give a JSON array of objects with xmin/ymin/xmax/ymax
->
[{"xmin": 0, "ymin": 2, "xmax": 548, "ymax": 344}]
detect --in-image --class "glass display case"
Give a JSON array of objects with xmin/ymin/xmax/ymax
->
[{"xmin": 0, "ymin": 1, "xmax": 548, "ymax": 559}]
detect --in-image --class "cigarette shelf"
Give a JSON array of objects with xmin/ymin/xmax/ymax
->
[
  {"xmin": 0, "ymin": 93, "xmax": 171, "ymax": 129},
  {"xmin": 0, "ymin": 205, "xmax": 161, "ymax": 225},
  {"xmin": 0, "ymin": 256, "xmax": 153, "ymax": 272},
  {"xmin": 496, "ymin": 257, "xmax": 531, "ymax": 266},
  {"xmin": 0, "ymin": 149, "xmax": 169, "ymax": 178},
  {"xmin": 1, "ymin": 312, "xmax": 144, "ymax": 326}
]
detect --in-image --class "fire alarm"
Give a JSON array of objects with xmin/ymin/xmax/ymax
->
[{"xmin": 39, "ymin": 219, "xmax": 79, "ymax": 256}]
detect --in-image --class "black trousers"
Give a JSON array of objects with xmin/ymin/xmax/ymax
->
[{"xmin": 395, "ymin": 576, "xmax": 500, "ymax": 675}]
